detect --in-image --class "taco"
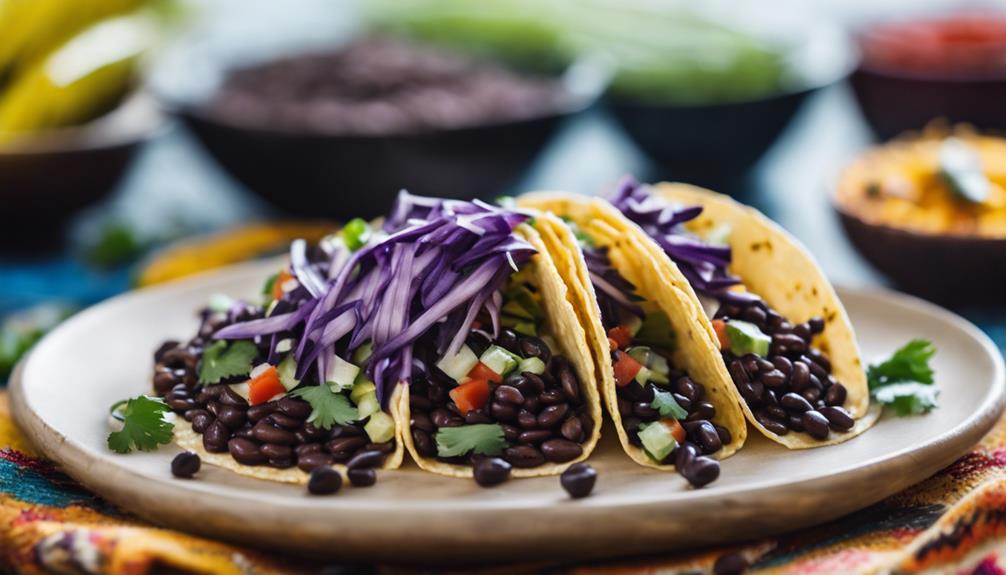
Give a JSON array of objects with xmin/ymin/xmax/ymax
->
[
  {"xmin": 516, "ymin": 205, "xmax": 746, "ymax": 485},
  {"xmin": 521, "ymin": 180, "xmax": 879, "ymax": 449},
  {"xmin": 151, "ymin": 193, "xmax": 602, "ymax": 483}
]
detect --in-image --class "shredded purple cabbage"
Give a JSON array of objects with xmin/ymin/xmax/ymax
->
[
  {"xmin": 609, "ymin": 177, "xmax": 754, "ymax": 307},
  {"xmin": 581, "ymin": 247, "xmax": 642, "ymax": 328},
  {"xmin": 214, "ymin": 191, "xmax": 536, "ymax": 404}
]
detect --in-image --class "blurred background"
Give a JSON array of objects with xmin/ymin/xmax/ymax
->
[{"xmin": 3, "ymin": 0, "xmax": 1006, "ymax": 382}]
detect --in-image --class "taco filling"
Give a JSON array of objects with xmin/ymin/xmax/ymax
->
[
  {"xmin": 154, "ymin": 193, "xmax": 597, "ymax": 478},
  {"xmin": 574, "ymin": 229, "xmax": 730, "ymax": 483},
  {"xmin": 610, "ymin": 180, "xmax": 856, "ymax": 441}
]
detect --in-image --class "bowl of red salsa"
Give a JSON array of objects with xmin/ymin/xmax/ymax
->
[{"xmin": 851, "ymin": 13, "xmax": 1006, "ymax": 139}]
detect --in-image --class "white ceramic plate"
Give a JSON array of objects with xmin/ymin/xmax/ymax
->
[{"xmin": 10, "ymin": 260, "xmax": 1005, "ymax": 565}]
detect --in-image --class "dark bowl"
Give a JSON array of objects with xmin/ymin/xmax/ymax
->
[
  {"xmin": 0, "ymin": 94, "xmax": 163, "ymax": 250},
  {"xmin": 835, "ymin": 205, "xmax": 1006, "ymax": 303},
  {"xmin": 850, "ymin": 69, "xmax": 1006, "ymax": 141},
  {"xmin": 605, "ymin": 22, "xmax": 855, "ymax": 192},
  {"xmin": 175, "ymin": 103, "xmax": 585, "ymax": 219}
]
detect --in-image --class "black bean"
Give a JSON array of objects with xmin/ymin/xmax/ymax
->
[
  {"xmin": 228, "ymin": 438, "xmax": 266, "ymax": 465},
  {"xmin": 727, "ymin": 361, "xmax": 749, "ymax": 386},
  {"xmin": 431, "ymin": 408, "xmax": 459, "ymax": 427},
  {"xmin": 634, "ymin": 402, "xmax": 659, "ymax": 419},
  {"xmin": 233, "ymin": 426, "xmax": 255, "ymax": 440},
  {"xmin": 820, "ymin": 406, "xmax": 855, "ymax": 431},
  {"xmin": 522, "ymin": 396, "xmax": 540, "ymax": 413},
  {"xmin": 801, "ymin": 387, "xmax": 822, "ymax": 404},
  {"xmin": 808, "ymin": 317, "xmax": 825, "ymax": 334},
  {"xmin": 801, "ymin": 410, "xmax": 830, "ymax": 439},
  {"xmin": 789, "ymin": 361, "xmax": 810, "ymax": 390},
  {"xmin": 252, "ymin": 421, "xmax": 298, "ymax": 445},
  {"xmin": 805, "ymin": 358, "xmax": 829, "ymax": 382},
  {"xmin": 760, "ymin": 369, "xmax": 787, "ymax": 388},
  {"xmin": 171, "ymin": 452, "xmax": 200, "ymax": 478},
  {"xmin": 739, "ymin": 381, "xmax": 765, "ymax": 404},
  {"xmin": 412, "ymin": 429, "xmax": 437, "ymax": 457},
  {"xmin": 742, "ymin": 355, "xmax": 760, "ymax": 377},
  {"xmin": 503, "ymin": 445, "xmax": 545, "ymax": 468},
  {"xmin": 299, "ymin": 423, "xmax": 327, "ymax": 442},
  {"xmin": 473, "ymin": 457, "xmax": 512, "ymax": 487},
  {"xmin": 807, "ymin": 348, "xmax": 832, "ymax": 372},
  {"xmin": 674, "ymin": 377, "xmax": 703, "ymax": 400},
  {"xmin": 683, "ymin": 456, "xmax": 720, "ymax": 488},
  {"xmin": 167, "ymin": 397, "xmax": 197, "ymax": 412},
  {"xmin": 366, "ymin": 441, "xmax": 395, "ymax": 454},
  {"xmin": 687, "ymin": 401, "xmax": 716, "ymax": 422},
  {"xmin": 560, "ymin": 417, "xmax": 584, "ymax": 442},
  {"xmin": 330, "ymin": 424, "xmax": 364, "ymax": 438},
  {"xmin": 559, "ymin": 367, "xmax": 580, "ymax": 401},
  {"xmin": 154, "ymin": 340, "xmax": 181, "ymax": 363},
  {"xmin": 268, "ymin": 457, "xmax": 295, "ymax": 469},
  {"xmin": 277, "ymin": 397, "xmax": 312, "ymax": 419},
  {"xmin": 672, "ymin": 393, "xmax": 692, "ymax": 411},
  {"xmin": 673, "ymin": 442, "xmax": 699, "ymax": 469},
  {"xmin": 714, "ymin": 551, "xmax": 750, "ymax": 575},
  {"xmin": 788, "ymin": 415, "xmax": 805, "ymax": 432},
  {"xmin": 464, "ymin": 410, "xmax": 492, "ymax": 424},
  {"xmin": 217, "ymin": 406, "xmax": 247, "ymax": 429},
  {"xmin": 772, "ymin": 356, "xmax": 793, "ymax": 375},
  {"xmin": 517, "ymin": 409, "xmax": 538, "ymax": 429},
  {"xmin": 617, "ymin": 396, "xmax": 632, "ymax": 415},
  {"xmin": 622, "ymin": 416, "xmax": 641, "ymax": 433},
  {"xmin": 409, "ymin": 395, "xmax": 433, "ymax": 411},
  {"xmin": 308, "ymin": 467, "xmax": 342, "ymax": 495},
  {"xmin": 538, "ymin": 404, "xmax": 568, "ymax": 428},
  {"xmin": 191, "ymin": 412, "xmax": 214, "ymax": 434},
  {"xmin": 295, "ymin": 443, "xmax": 323, "ymax": 457},
  {"xmin": 495, "ymin": 385, "xmax": 524, "ymax": 405},
  {"xmin": 247, "ymin": 402, "xmax": 276, "ymax": 422},
  {"xmin": 766, "ymin": 405, "xmax": 788, "ymax": 421},
  {"xmin": 326, "ymin": 436, "xmax": 368, "ymax": 455},
  {"xmin": 714, "ymin": 425, "xmax": 732, "ymax": 446},
  {"xmin": 501, "ymin": 424, "xmax": 521, "ymax": 442},
  {"xmin": 347, "ymin": 450, "xmax": 385, "ymax": 470},
  {"xmin": 825, "ymin": 383, "xmax": 847, "ymax": 406},
  {"xmin": 692, "ymin": 421, "xmax": 723, "ymax": 454},
  {"xmin": 519, "ymin": 336, "xmax": 551, "ymax": 364},
  {"xmin": 742, "ymin": 306, "xmax": 767, "ymax": 326},
  {"xmin": 541, "ymin": 439, "xmax": 583, "ymax": 463},
  {"xmin": 754, "ymin": 410, "xmax": 788, "ymax": 436},
  {"xmin": 410, "ymin": 412, "xmax": 434, "ymax": 433},
  {"xmin": 518, "ymin": 430, "xmax": 552, "ymax": 444},
  {"xmin": 498, "ymin": 329, "xmax": 520, "ymax": 353},
  {"xmin": 219, "ymin": 386, "xmax": 248, "ymax": 407},
  {"xmin": 446, "ymin": 403, "xmax": 463, "ymax": 416},
  {"xmin": 202, "ymin": 420, "xmax": 230, "ymax": 453},
  {"xmin": 347, "ymin": 468, "xmax": 377, "ymax": 487},
  {"xmin": 780, "ymin": 393, "xmax": 812, "ymax": 412},
  {"xmin": 539, "ymin": 389, "xmax": 565, "ymax": 406},
  {"xmin": 793, "ymin": 323, "xmax": 812, "ymax": 341},
  {"xmin": 261, "ymin": 443, "xmax": 292, "ymax": 461},
  {"xmin": 560, "ymin": 463, "xmax": 597, "ymax": 498}
]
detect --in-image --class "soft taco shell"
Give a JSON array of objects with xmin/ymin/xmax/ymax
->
[
  {"xmin": 173, "ymin": 385, "xmax": 406, "ymax": 483},
  {"xmin": 396, "ymin": 220, "xmax": 604, "ymax": 478},
  {"xmin": 518, "ymin": 199, "xmax": 746, "ymax": 469},
  {"xmin": 524, "ymin": 185, "xmax": 879, "ymax": 449}
]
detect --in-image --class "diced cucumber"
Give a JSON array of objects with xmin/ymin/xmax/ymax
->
[
  {"xmin": 624, "ymin": 314, "xmax": 643, "ymax": 337},
  {"xmin": 228, "ymin": 382, "xmax": 250, "ymax": 401},
  {"xmin": 628, "ymin": 346, "xmax": 670, "ymax": 375},
  {"xmin": 436, "ymin": 344, "xmax": 479, "ymax": 382},
  {"xmin": 517, "ymin": 356, "xmax": 546, "ymax": 375},
  {"xmin": 277, "ymin": 354, "xmax": 300, "ymax": 391},
  {"xmin": 350, "ymin": 380, "xmax": 376, "ymax": 404},
  {"xmin": 480, "ymin": 345, "xmax": 521, "ymax": 377},
  {"xmin": 725, "ymin": 320, "xmax": 771, "ymax": 357},
  {"xmin": 275, "ymin": 338, "xmax": 294, "ymax": 353},
  {"xmin": 364, "ymin": 411, "xmax": 396, "ymax": 444},
  {"xmin": 634, "ymin": 365, "xmax": 669, "ymax": 386},
  {"xmin": 635, "ymin": 311, "xmax": 676, "ymax": 350},
  {"xmin": 326, "ymin": 355, "xmax": 360, "ymax": 391},
  {"xmin": 638, "ymin": 421, "xmax": 678, "ymax": 462},
  {"xmin": 356, "ymin": 392, "xmax": 380, "ymax": 418},
  {"xmin": 352, "ymin": 342, "xmax": 374, "ymax": 365}
]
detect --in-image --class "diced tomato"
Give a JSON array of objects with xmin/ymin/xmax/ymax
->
[
  {"xmin": 272, "ymin": 270, "xmax": 293, "ymax": 300},
  {"xmin": 607, "ymin": 325, "xmax": 633, "ymax": 350},
  {"xmin": 660, "ymin": 419, "xmax": 687, "ymax": 444},
  {"xmin": 469, "ymin": 362, "xmax": 502, "ymax": 384},
  {"xmin": 248, "ymin": 366, "xmax": 285, "ymax": 405},
  {"xmin": 449, "ymin": 378, "xmax": 490, "ymax": 414},
  {"xmin": 711, "ymin": 319, "xmax": 729, "ymax": 350},
  {"xmin": 612, "ymin": 351, "xmax": 643, "ymax": 387},
  {"xmin": 607, "ymin": 337, "xmax": 619, "ymax": 352}
]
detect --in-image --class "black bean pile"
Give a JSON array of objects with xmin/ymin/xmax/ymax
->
[
  {"xmin": 617, "ymin": 367, "xmax": 730, "ymax": 487},
  {"xmin": 208, "ymin": 37, "xmax": 566, "ymax": 136},
  {"xmin": 715, "ymin": 301, "xmax": 855, "ymax": 440},
  {"xmin": 154, "ymin": 343, "xmax": 395, "ymax": 473},
  {"xmin": 409, "ymin": 329, "xmax": 592, "ymax": 471}
]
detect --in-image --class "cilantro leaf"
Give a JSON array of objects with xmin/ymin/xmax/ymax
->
[
  {"xmin": 868, "ymin": 339, "xmax": 936, "ymax": 390},
  {"xmin": 198, "ymin": 340, "xmax": 258, "ymax": 384},
  {"xmin": 651, "ymin": 389, "xmax": 688, "ymax": 420},
  {"xmin": 290, "ymin": 385, "xmax": 358, "ymax": 430},
  {"xmin": 107, "ymin": 396, "xmax": 174, "ymax": 454},
  {"xmin": 873, "ymin": 383, "xmax": 940, "ymax": 416},
  {"xmin": 867, "ymin": 339, "xmax": 939, "ymax": 416},
  {"xmin": 435, "ymin": 424, "xmax": 507, "ymax": 458}
]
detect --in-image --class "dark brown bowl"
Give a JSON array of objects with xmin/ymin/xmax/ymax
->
[
  {"xmin": 835, "ymin": 204, "xmax": 1006, "ymax": 303},
  {"xmin": 850, "ymin": 68, "xmax": 1006, "ymax": 140},
  {"xmin": 0, "ymin": 93, "xmax": 163, "ymax": 251}
]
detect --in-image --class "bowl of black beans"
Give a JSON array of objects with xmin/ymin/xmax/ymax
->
[{"xmin": 154, "ymin": 36, "xmax": 596, "ymax": 219}]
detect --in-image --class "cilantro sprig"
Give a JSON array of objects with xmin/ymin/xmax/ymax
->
[
  {"xmin": 868, "ymin": 339, "xmax": 939, "ymax": 416},
  {"xmin": 290, "ymin": 385, "xmax": 358, "ymax": 430},
  {"xmin": 198, "ymin": 340, "xmax": 258, "ymax": 384},
  {"xmin": 435, "ymin": 424, "xmax": 507, "ymax": 458},
  {"xmin": 107, "ymin": 396, "xmax": 175, "ymax": 454}
]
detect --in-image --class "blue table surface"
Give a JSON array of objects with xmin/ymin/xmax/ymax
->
[{"xmin": 4, "ymin": 81, "xmax": 1006, "ymax": 352}]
